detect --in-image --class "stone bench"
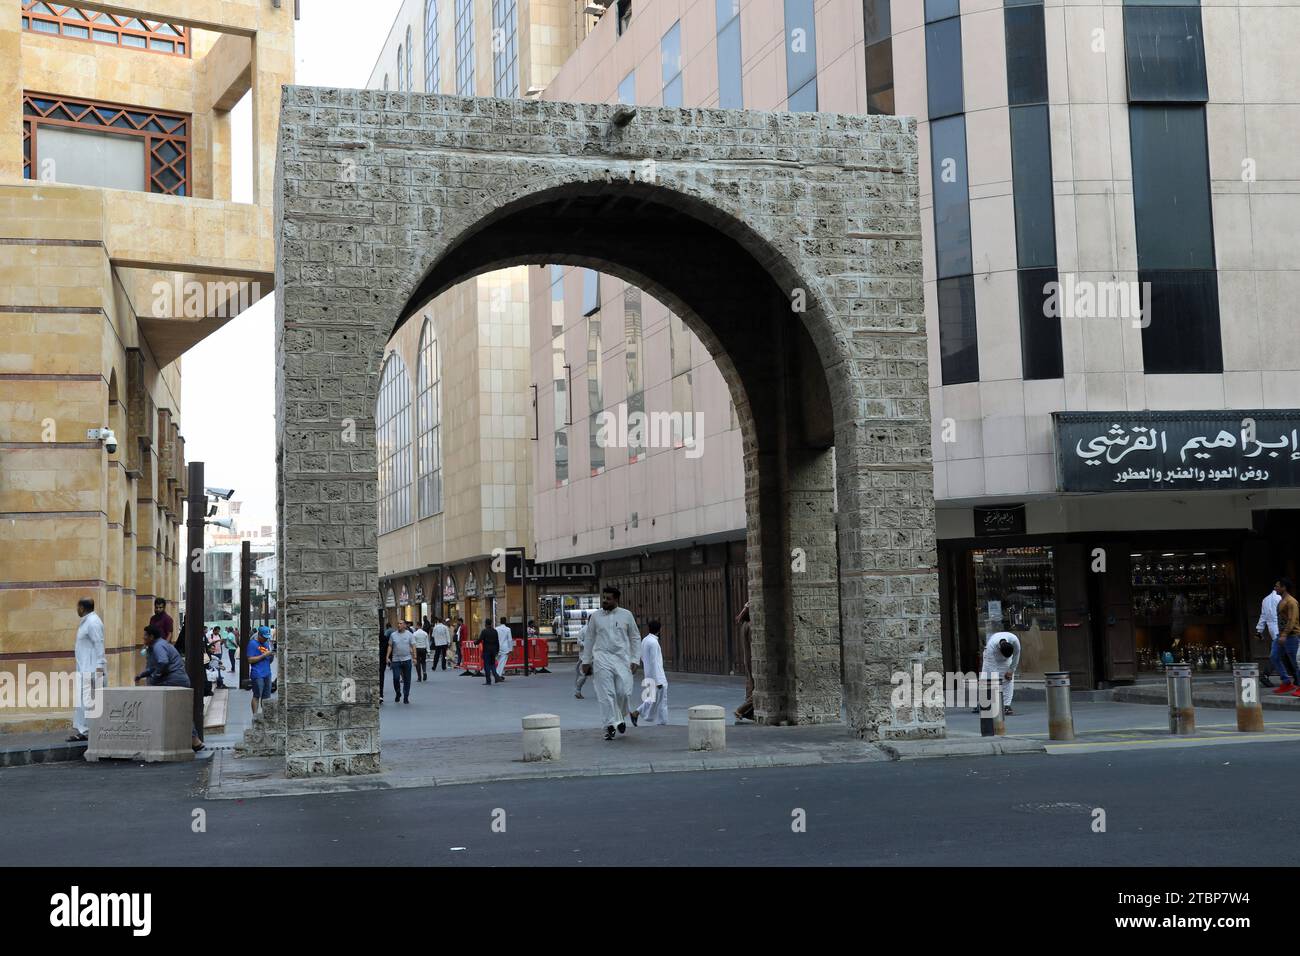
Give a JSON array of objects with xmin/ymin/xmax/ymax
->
[
  {"xmin": 688, "ymin": 704, "xmax": 726, "ymax": 751},
  {"xmin": 203, "ymin": 688, "xmax": 228, "ymax": 733},
  {"xmin": 522, "ymin": 713, "xmax": 560, "ymax": 762},
  {"xmin": 85, "ymin": 687, "xmax": 195, "ymax": 763}
]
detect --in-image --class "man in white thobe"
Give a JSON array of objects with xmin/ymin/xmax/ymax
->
[
  {"xmin": 71, "ymin": 597, "xmax": 106, "ymax": 741},
  {"xmin": 1257, "ymin": 585, "xmax": 1282, "ymax": 686},
  {"xmin": 980, "ymin": 631, "xmax": 1021, "ymax": 716},
  {"xmin": 579, "ymin": 587, "xmax": 641, "ymax": 739},
  {"xmin": 495, "ymin": 617, "xmax": 514, "ymax": 679},
  {"xmin": 633, "ymin": 618, "xmax": 669, "ymax": 725}
]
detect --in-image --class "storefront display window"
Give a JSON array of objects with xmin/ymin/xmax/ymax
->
[
  {"xmin": 1131, "ymin": 550, "xmax": 1237, "ymax": 672},
  {"xmin": 971, "ymin": 546, "xmax": 1058, "ymax": 677}
]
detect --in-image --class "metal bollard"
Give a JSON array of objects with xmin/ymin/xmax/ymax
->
[
  {"xmin": 1044, "ymin": 671, "xmax": 1075, "ymax": 741},
  {"xmin": 1166, "ymin": 663, "xmax": 1195, "ymax": 735},
  {"xmin": 977, "ymin": 675, "xmax": 1005, "ymax": 737},
  {"xmin": 1233, "ymin": 662, "xmax": 1265, "ymax": 732}
]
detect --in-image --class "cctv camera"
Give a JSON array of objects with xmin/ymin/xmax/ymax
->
[
  {"xmin": 87, "ymin": 426, "xmax": 117, "ymax": 454},
  {"xmin": 205, "ymin": 486, "xmax": 236, "ymax": 500}
]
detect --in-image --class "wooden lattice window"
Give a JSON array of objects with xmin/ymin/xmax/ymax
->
[
  {"xmin": 21, "ymin": 2, "xmax": 191, "ymax": 57},
  {"xmin": 23, "ymin": 92, "xmax": 190, "ymax": 195}
]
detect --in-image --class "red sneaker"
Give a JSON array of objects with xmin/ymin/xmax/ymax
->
[
  {"xmin": 1291, "ymin": 687, "xmax": 1300, "ymax": 697},
  {"xmin": 1274, "ymin": 682, "xmax": 1295, "ymax": 694}
]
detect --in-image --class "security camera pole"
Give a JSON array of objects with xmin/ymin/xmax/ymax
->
[{"xmin": 184, "ymin": 461, "xmax": 205, "ymax": 744}]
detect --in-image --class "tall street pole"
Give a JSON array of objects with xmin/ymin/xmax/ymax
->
[
  {"xmin": 184, "ymin": 461, "xmax": 205, "ymax": 743},
  {"xmin": 239, "ymin": 539, "xmax": 251, "ymax": 689}
]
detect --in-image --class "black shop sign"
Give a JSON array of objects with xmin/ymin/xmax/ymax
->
[
  {"xmin": 1055, "ymin": 410, "xmax": 1300, "ymax": 492},
  {"xmin": 975, "ymin": 505, "xmax": 1025, "ymax": 537}
]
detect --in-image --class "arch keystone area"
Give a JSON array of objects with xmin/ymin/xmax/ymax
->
[{"xmin": 251, "ymin": 88, "xmax": 943, "ymax": 777}]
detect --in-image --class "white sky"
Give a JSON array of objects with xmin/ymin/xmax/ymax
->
[{"xmin": 181, "ymin": 2, "xmax": 404, "ymax": 534}]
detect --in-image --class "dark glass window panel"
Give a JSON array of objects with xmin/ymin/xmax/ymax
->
[
  {"xmin": 716, "ymin": 0, "xmax": 739, "ymax": 27},
  {"xmin": 1138, "ymin": 269, "xmax": 1222, "ymax": 373},
  {"xmin": 63, "ymin": 24, "xmax": 88, "ymax": 38},
  {"xmin": 937, "ymin": 275, "xmax": 980, "ymax": 385},
  {"xmin": 788, "ymin": 77, "xmax": 818, "ymax": 111},
  {"xmin": 930, "ymin": 115, "xmax": 973, "ymax": 279},
  {"xmin": 32, "ymin": 18, "xmax": 57, "ymax": 33},
  {"xmin": 925, "ymin": 17, "xmax": 964, "ymax": 119},
  {"xmin": 1123, "ymin": 5, "xmax": 1207, "ymax": 103},
  {"xmin": 717, "ymin": 18, "xmax": 743, "ymax": 108},
  {"xmin": 1005, "ymin": 0, "xmax": 1045, "ymax": 6},
  {"xmin": 866, "ymin": 38, "xmax": 894, "ymax": 115},
  {"xmin": 1130, "ymin": 104, "xmax": 1215, "ymax": 269},
  {"xmin": 149, "ymin": 38, "xmax": 174, "ymax": 52},
  {"xmin": 783, "ymin": 0, "xmax": 818, "ymax": 95},
  {"xmin": 93, "ymin": 28, "xmax": 115, "ymax": 42},
  {"xmin": 1005, "ymin": 3, "xmax": 1048, "ymax": 105},
  {"xmin": 617, "ymin": 0, "xmax": 632, "ymax": 35},
  {"xmin": 1009, "ymin": 104, "xmax": 1057, "ymax": 268},
  {"xmin": 926, "ymin": 0, "xmax": 959, "ymax": 22},
  {"xmin": 864, "ymin": 0, "xmax": 891, "ymax": 44},
  {"xmin": 582, "ymin": 269, "xmax": 600, "ymax": 315},
  {"xmin": 1017, "ymin": 268, "xmax": 1064, "ymax": 380},
  {"xmin": 121, "ymin": 33, "xmax": 145, "ymax": 48}
]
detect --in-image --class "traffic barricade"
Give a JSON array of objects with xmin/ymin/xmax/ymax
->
[{"xmin": 460, "ymin": 641, "xmax": 483, "ymax": 676}]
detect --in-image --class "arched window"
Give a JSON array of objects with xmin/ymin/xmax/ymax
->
[
  {"xmin": 425, "ymin": 0, "xmax": 439, "ymax": 92},
  {"xmin": 397, "ymin": 46, "xmax": 404, "ymax": 91},
  {"xmin": 378, "ymin": 352, "xmax": 413, "ymax": 534},
  {"xmin": 406, "ymin": 26, "xmax": 414, "ymax": 91},
  {"xmin": 416, "ymin": 320, "xmax": 442, "ymax": 517}
]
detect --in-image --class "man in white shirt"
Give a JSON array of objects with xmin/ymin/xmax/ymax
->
[
  {"xmin": 70, "ymin": 597, "xmax": 106, "ymax": 742},
  {"xmin": 431, "ymin": 617, "xmax": 452, "ymax": 671},
  {"xmin": 574, "ymin": 612, "xmax": 590, "ymax": 699},
  {"xmin": 495, "ymin": 617, "xmax": 514, "ymax": 680},
  {"xmin": 411, "ymin": 619, "xmax": 430, "ymax": 682},
  {"xmin": 1257, "ymin": 585, "xmax": 1282, "ymax": 687},
  {"xmin": 980, "ymin": 631, "xmax": 1022, "ymax": 716},
  {"xmin": 579, "ymin": 587, "xmax": 641, "ymax": 739},
  {"xmin": 632, "ymin": 617, "xmax": 668, "ymax": 725}
]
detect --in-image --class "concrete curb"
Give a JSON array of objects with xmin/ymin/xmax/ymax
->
[
  {"xmin": 0, "ymin": 741, "xmax": 87, "ymax": 768},
  {"xmin": 878, "ymin": 737, "xmax": 1047, "ymax": 760},
  {"xmin": 1113, "ymin": 685, "xmax": 1300, "ymax": 711}
]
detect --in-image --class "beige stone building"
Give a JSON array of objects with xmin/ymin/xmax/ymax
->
[{"xmin": 0, "ymin": 0, "xmax": 293, "ymax": 721}]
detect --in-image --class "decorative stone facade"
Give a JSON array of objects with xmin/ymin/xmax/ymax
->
[{"xmin": 267, "ymin": 87, "xmax": 943, "ymax": 776}]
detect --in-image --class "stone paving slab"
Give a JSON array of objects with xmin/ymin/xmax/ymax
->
[{"xmin": 205, "ymin": 723, "xmax": 924, "ymax": 799}]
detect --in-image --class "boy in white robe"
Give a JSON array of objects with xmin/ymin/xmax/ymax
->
[{"xmin": 633, "ymin": 618, "xmax": 668, "ymax": 725}]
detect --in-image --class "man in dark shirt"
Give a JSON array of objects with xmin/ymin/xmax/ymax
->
[
  {"xmin": 149, "ymin": 598, "xmax": 174, "ymax": 644},
  {"xmin": 479, "ymin": 621, "xmax": 500, "ymax": 686}
]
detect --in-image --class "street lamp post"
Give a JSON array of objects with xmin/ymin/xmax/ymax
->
[
  {"xmin": 184, "ymin": 462, "xmax": 205, "ymax": 744},
  {"xmin": 509, "ymin": 547, "xmax": 529, "ymax": 677},
  {"xmin": 239, "ymin": 540, "xmax": 252, "ymax": 689}
]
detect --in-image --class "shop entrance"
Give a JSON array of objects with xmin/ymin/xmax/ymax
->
[{"xmin": 1129, "ymin": 549, "xmax": 1240, "ymax": 673}]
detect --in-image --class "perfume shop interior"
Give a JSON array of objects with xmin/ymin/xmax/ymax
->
[{"xmin": 942, "ymin": 534, "xmax": 1257, "ymax": 687}]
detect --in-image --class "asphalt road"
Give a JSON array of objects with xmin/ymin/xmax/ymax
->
[{"xmin": 0, "ymin": 741, "xmax": 1287, "ymax": 866}]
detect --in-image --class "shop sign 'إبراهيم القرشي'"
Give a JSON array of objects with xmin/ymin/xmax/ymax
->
[{"xmin": 1054, "ymin": 410, "xmax": 1300, "ymax": 492}]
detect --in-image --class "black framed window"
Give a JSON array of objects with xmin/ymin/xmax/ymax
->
[
  {"xmin": 925, "ymin": 15, "xmax": 964, "ymax": 119},
  {"xmin": 1018, "ymin": 268, "xmax": 1064, "ymax": 380},
  {"xmin": 1009, "ymin": 105, "xmax": 1056, "ymax": 269},
  {"xmin": 864, "ymin": 0, "xmax": 893, "ymax": 115},
  {"xmin": 582, "ymin": 268, "xmax": 601, "ymax": 316},
  {"xmin": 1123, "ymin": 4, "xmax": 1207, "ymax": 103},
  {"xmin": 925, "ymin": 0, "xmax": 959, "ymax": 22},
  {"xmin": 1005, "ymin": 3, "xmax": 1048, "ymax": 106},
  {"xmin": 661, "ymin": 20, "xmax": 682, "ymax": 107},
  {"xmin": 938, "ymin": 275, "xmax": 980, "ymax": 385},
  {"xmin": 1138, "ymin": 269, "xmax": 1223, "ymax": 374},
  {"xmin": 1130, "ymin": 106, "xmax": 1215, "ymax": 270},
  {"xmin": 930, "ymin": 115, "xmax": 973, "ymax": 279}
]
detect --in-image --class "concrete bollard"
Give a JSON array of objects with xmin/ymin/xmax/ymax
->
[
  {"xmin": 977, "ymin": 676, "xmax": 1005, "ymax": 737},
  {"xmin": 1233, "ymin": 663, "xmax": 1265, "ymax": 732},
  {"xmin": 1044, "ymin": 671, "xmax": 1075, "ymax": 741},
  {"xmin": 687, "ymin": 705, "xmax": 726, "ymax": 751},
  {"xmin": 85, "ymin": 687, "xmax": 195, "ymax": 762},
  {"xmin": 1166, "ymin": 663, "xmax": 1196, "ymax": 735},
  {"xmin": 521, "ymin": 713, "xmax": 561, "ymax": 762}
]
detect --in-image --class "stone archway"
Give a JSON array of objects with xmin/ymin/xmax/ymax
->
[{"xmin": 260, "ymin": 89, "xmax": 943, "ymax": 777}]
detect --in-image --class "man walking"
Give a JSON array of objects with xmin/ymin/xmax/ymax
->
[
  {"xmin": 579, "ymin": 586, "xmax": 641, "ymax": 740},
  {"xmin": 68, "ymin": 597, "xmax": 105, "ymax": 743},
  {"xmin": 431, "ymin": 617, "xmax": 451, "ymax": 671},
  {"xmin": 479, "ymin": 619, "xmax": 501, "ymax": 686},
  {"xmin": 455, "ymin": 617, "xmax": 466, "ymax": 667},
  {"xmin": 1272, "ymin": 578, "xmax": 1300, "ymax": 695},
  {"xmin": 734, "ymin": 602, "xmax": 755, "ymax": 722},
  {"xmin": 495, "ymin": 617, "xmax": 514, "ymax": 681},
  {"xmin": 634, "ymin": 618, "xmax": 669, "ymax": 725},
  {"xmin": 380, "ymin": 621, "xmax": 393, "ymax": 705},
  {"xmin": 411, "ymin": 618, "xmax": 430, "ymax": 682},
  {"xmin": 1256, "ymin": 583, "xmax": 1282, "ymax": 687},
  {"xmin": 149, "ymin": 597, "xmax": 174, "ymax": 645},
  {"xmin": 388, "ymin": 619, "xmax": 415, "ymax": 703},
  {"xmin": 246, "ymin": 625, "xmax": 274, "ymax": 716},
  {"xmin": 224, "ymin": 626, "xmax": 238, "ymax": 675}
]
